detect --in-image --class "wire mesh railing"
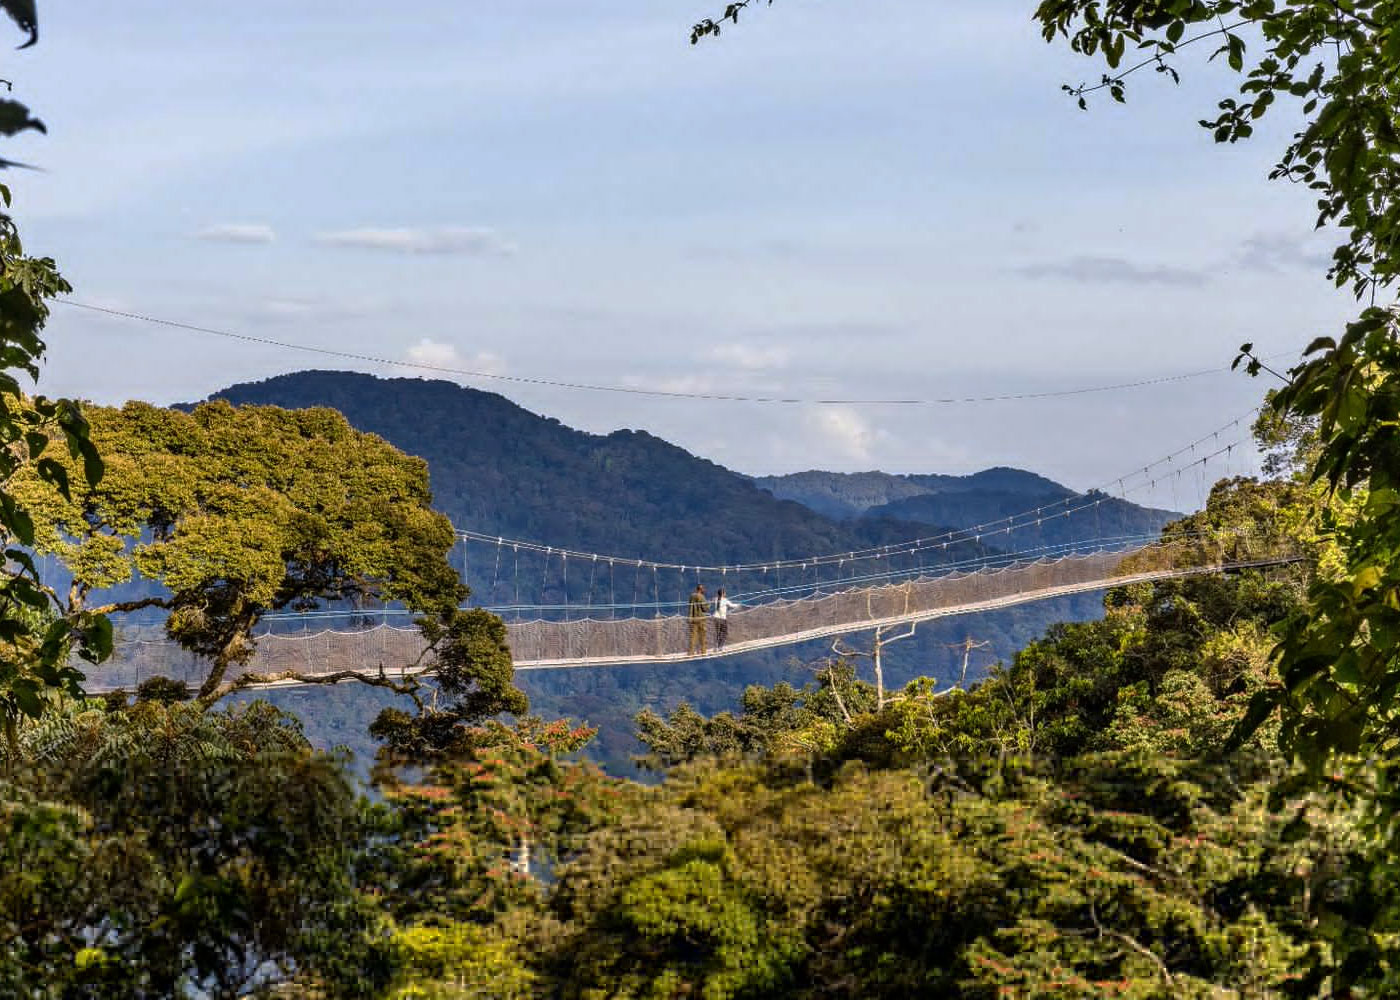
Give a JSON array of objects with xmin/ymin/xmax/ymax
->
[{"xmin": 83, "ymin": 533, "xmax": 1299, "ymax": 689}]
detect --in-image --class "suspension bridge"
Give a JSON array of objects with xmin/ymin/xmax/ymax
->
[
  {"xmin": 90, "ymin": 535, "xmax": 1295, "ymax": 693},
  {"xmin": 84, "ymin": 417, "xmax": 1299, "ymax": 691},
  {"xmin": 59, "ymin": 304, "xmax": 1303, "ymax": 693}
]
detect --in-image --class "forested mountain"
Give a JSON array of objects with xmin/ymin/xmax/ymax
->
[
  {"xmin": 753, "ymin": 467, "xmax": 1074, "ymax": 520},
  {"xmin": 200, "ymin": 371, "xmax": 937, "ymax": 568},
  {"xmin": 757, "ymin": 468, "xmax": 1176, "ymax": 548},
  {"xmin": 202, "ymin": 371, "xmax": 1174, "ymax": 564},
  {"xmin": 866, "ymin": 489, "xmax": 1173, "ymax": 548}
]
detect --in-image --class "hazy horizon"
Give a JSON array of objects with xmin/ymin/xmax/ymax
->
[{"xmin": 6, "ymin": 1, "xmax": 1351, "ymax": 509}]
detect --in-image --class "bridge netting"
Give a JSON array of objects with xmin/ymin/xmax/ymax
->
[
  {"xmin": 86, "ymin": 530, "xmax": 1293, "ymax": 690},
  {"xmin": 77, "ymin": 411, "xmax": 1281, "ymax": 690}
]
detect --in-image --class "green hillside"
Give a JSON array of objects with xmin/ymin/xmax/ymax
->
[
  {"xmin": 757, "ymin": 468, "xmax": 1177, "ymax": 549},
  {"xmin": 753, "ymin": 466, "xmax": 1076, "ymax": 520},
  {"xmin": 197, "ymin": 371, "xmax": 1169, "ymax": 773},
  {"xmin": 202, "ymin": 371, "xmax": 941, "ymax": 569}
]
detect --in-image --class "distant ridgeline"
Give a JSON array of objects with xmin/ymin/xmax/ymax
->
[
  {"xmin": 754, "ymin": 469, "xmax": 1176, "ymax": 549},
  {"xmin": 194, "ymin": 371, "xmax": 1179, "ymax": 615}
]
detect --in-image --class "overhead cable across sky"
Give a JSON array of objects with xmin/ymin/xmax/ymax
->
[{"xmin": 59, "ymin": 299, "xmax": 1297, "ymax": 406}]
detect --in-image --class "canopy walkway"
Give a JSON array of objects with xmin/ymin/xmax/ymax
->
[
  {"xmin": 76, "ymin": 408, "xmax": 1290, "ymax": 692},
  {"xmin": 88, "ymin": 533, "xmax": 1298, "ymax": 691}
]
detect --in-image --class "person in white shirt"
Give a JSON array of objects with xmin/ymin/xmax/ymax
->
[{"xmin": 712, "ymin": 588, "xmax": 741, "ymax": 650}]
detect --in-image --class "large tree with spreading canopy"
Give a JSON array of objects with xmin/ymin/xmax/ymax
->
[{"xmin": 9, "ymin": 398, "xmax": 528, "ymax": 741}]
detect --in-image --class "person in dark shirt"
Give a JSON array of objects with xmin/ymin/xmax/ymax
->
[{"xmin": 687, "ymin": 584, "xmax": 708, "ymax": 655}]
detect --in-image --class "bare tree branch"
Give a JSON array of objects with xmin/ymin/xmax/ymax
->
[
  {"xmin": 1089, "ymin": 901, "xmax": 1175, "ymax": 985},
  {"xmin": 203, "ymin": 665, "xmax": 430, "ymax": 707},
  {"xmin": 87, "ymin": 596, "xmax": 172, "ymax": 616}
]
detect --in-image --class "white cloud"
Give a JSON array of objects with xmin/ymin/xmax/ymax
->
[
  {"xmin": 808, "ymin": 407, "xmax": 877, "ymax": 464},
  {"xmin": 315, "ymin": 226, "xmax": 516, "ymax": 256},
  {"xmin": 619, "ymin": 373, "xmax": 731, "ymax": 396},
  {"xmin": 1235, "ymin": 232, "xmax": 1333, "ymax": 274},
  {"xmin": 403, "ymin": 338, "xmax": 506, "ymax": 375},
  {"xmin": 707, "ymin": 343, "xmax": 790, "ymax": 370},
  {"xmin": 238, "ymin": 296, "xmax": 385, "ymax": 325},
  {"xmin": 1014, "ymin": 255, "xmax": 1208, "ymax": 287},
  {"xmin": 616, "ymin": 370, "xmax": 803, "ymax": 399},
  {"xmin": 196, "ymin": 223, "xmax": 276, "ymax": 244}
]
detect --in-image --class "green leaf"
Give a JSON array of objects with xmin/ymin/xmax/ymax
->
[
  {"xmin": 4, "ymin": 547, "xmax": 35, "ymax": 577},
  {"xmin": 74, "ymin": 948, "xmax": 109, "ymax": 972},
  {"xmin": 10, "ymin": 676, "xmax": 42, "ymax": 718},
  {"xmin": 4, "ymin": 501, "xmax": 34, "ymax": 546},
  {"xmin": 0, "ymin": 0, "xmax": 37, "ymax": 47},
  {"xmin": 1225, "ymin": 687, "xmax": 1280, "ymax": 750},
  {"xmin": 1227, "ymin": 35, "xmax": 1245, "ymax": 72},
  {"xmin": 0, "ymin": 99, "xmax": 44, "ymax": 137},
  {"xmin": 1352, "ymin": 565, "xmax": 1383, "ymax": 595},
  {"xmin": 36, "ymin": 456, "xmax": 68, "ymax": 500},
  {"xmin": 80, "ymin": 614, "xmax": 113, "ymax": 663}
]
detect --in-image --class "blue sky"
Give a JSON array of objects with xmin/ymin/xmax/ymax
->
[{"xmin": 4, "ymin": 1, "xmax": 1359, "ymax": 509}]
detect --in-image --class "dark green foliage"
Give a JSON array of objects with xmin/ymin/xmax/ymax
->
[
  {"xmin": 633, "ymin": 480, "xmax": 1308, "ymax": 772},
  {"xmin": 135, "ymin": 675, "xmax": 190, "ymax": 704},
  {"xmin": 0, "ymin": 1, "xmax": 36, "ymax": 48},
  {"xmin": 369, "ymin": 608, "xmax": 529, "ymax": 758},
  {"xmin": 2, "ymin": 699, "xmax": 391, "ymax": 998},
  {"xmin": 1022, "ymin": 0, "xmax": 1400, "ymax": 867},
  {"xmin": 1251, "ymin": 311, "xmax": 1400, "ymax": 780},
  {"xmin": 367, "ymin": 718, "xmax": 622, "ymax": 929},
  {"xmin": 544, "ymin": 751, "xmax": 1351, "ymax": 998},
  {"xmin": 200, "ymin": 371, "xmax": 1083, "ymax": 579},
  {"xmin": 426, "ymin": 607, "xmax": 528, "ymax": 721},
  {"xmin": 0, "ymin": 2, "xmax": 39, "ymax": 185},
  {"xmin": 15, "ymin": 398, "xmax": 470, "ymax": 701},
  {"xmin": 691, "ymin": 0, "xmax": 768, "ymax": 44},
  {"xmin": 501, "ymin": 483, "xmax": 1367, "ymax": 997},
  {"xmin": 636, "ymin": 665, "xmax": 874, "ymax": 770},
  {"xmin": 690, "ymin": 9, "xmax": 1400, "ymax": 928},
  {"xmin": 0, "ymin": 10, "xmax": 110, "ymax": 745}
]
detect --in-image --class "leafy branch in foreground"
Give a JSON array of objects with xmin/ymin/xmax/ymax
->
[
  {"xmin": 0, "ymin": 146, "xmax": 110, "ymax": 749},
  {"xmin": 690, "ymin": 0, "xmax": 771, "ymax": 45},
  {"xmin": 0, "ymin": 0, "xmax": 43, "ymax": 177},
  {"xmin": 0, "ymin": 1, "xmax": 37, "ymax": 49}
]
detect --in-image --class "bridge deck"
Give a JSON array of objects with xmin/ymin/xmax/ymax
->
[{"xmin": 84, "ymin": 546, "xmax": 1298, "ymax": 690}]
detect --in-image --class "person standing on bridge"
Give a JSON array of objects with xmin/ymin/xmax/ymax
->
[
  {"xmin": 712, "ymin": 587, "xmax": 741, "ymax": 651},
  {"xmin": 687, "ymin": 583, "xmax": 709, "ymax": 655}
]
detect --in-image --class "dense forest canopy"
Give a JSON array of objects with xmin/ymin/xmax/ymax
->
[
  {"xmin": 17, "ymin": 472, "xmax": 1367, "ymax": 996},
  {"xmin": 7, "ymin": 0, "xmax": 1400, "ymax": 996}
]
